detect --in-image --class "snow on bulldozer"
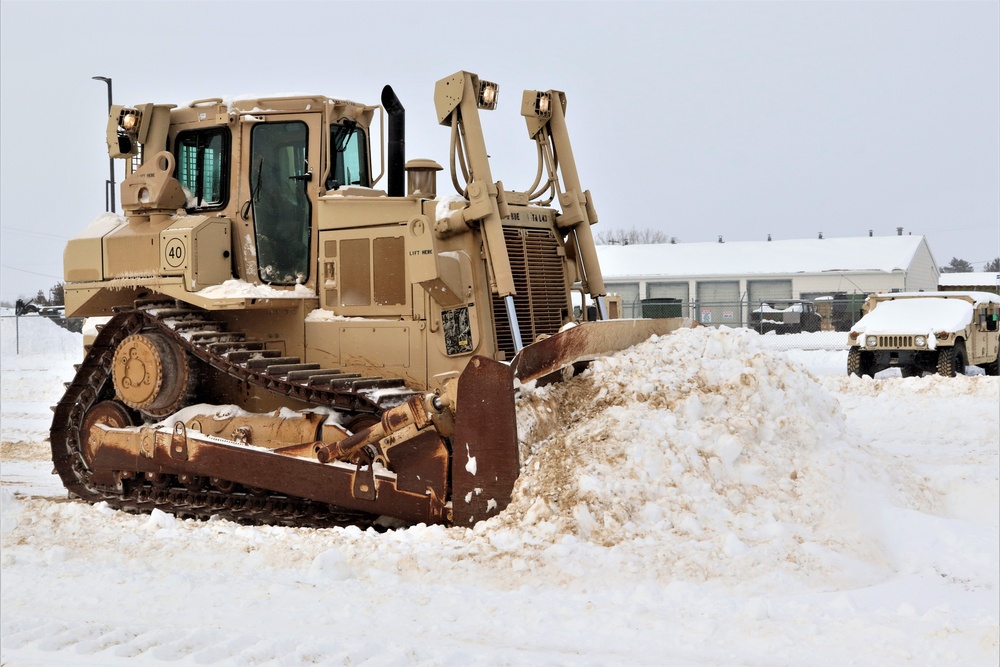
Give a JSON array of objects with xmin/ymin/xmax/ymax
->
[{"xmin": 52, "ymin": 70, "xmax": 694, "ymax": 528}]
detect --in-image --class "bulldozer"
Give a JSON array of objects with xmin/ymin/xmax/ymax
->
[{"xmin": 52, "ymin": 70, "xmax": 692, "ymax": 528}]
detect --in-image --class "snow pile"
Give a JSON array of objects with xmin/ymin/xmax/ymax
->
[
  {"xmin": 0, "ymin": 313, "xmax": 81, "ymax": 358},
  {"xmin": 495, "ymin": 327, "xmax": 882, "ymax": 590},
  {"xmin": 0, "ymin": 315, "xmax": 82, "ymax": 446},
  {"xmin": 194, "ymin": 278, "xmax": 316, "ymax": 299}
]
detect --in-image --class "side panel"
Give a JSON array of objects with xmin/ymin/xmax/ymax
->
[
  {"xmin": 103, "ymin": 220, "xmax": 169, "ymax": 279},
  {"xmin": 317, "ymin": 226, "xmax": 413, "ymax": 319}
]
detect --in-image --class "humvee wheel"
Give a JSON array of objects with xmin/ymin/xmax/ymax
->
[
  {"xmin": 80, "ymin": 400, "xmax": 135, "ymax": 466},
  {"xmin": 984, "ymin": 349, "xmax": 999, "ymax": 376},
  {"xmin": 936, "ymin": 340, "xmax": 967, "ymax": 377},
  {"xmin": 112, "ymin": 332, "xmax": 191, "ymax": 417},
  {"xmin": 847, "ymin": 347, "xmax": 875, "ymax": 377}
]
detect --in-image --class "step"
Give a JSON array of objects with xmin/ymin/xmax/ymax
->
[
  {"xmin": 264, "ymin": 363, "xmax": 321, "ymax": 376},
  {"xmin": 329, "ymin": 376, "xmax": 384, "ymax": 389},
  {"xmin": 305, "ymin": 372, "xmax": 361, "ymax": 387},
  {"xmin": 207, "ymin": 341, "xmax": 266, "ymax": 356},
  {"xmin": 134, "ymin": 297, "xmax": 178, "ymax": 309},
  {"xmin": 286, "ymin": 367, "xmax": 341, "ymax": 382},
  {"xmin": 188, "ymin": 331, "xmax": 244, "ymax": 344},
  {"xmin": 151, "ymin": 308, "xmax": 200, "ymax": 319},
  {"xmin": 170, "ymin": 320, "xmax": 226, "ymax": 332},
  {"xmin": 351, "ymin": 378, "xmax": 406, "ymax": 391},
  {"xmin": 246, "ymin": 356, "xmax": 301, "ymax": 370},
  {"xmin": 226, "ymin": 348, "xmax": 281, "ymax": 364}
]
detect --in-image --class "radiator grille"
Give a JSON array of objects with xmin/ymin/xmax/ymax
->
[
  {"xmin": 877, "ymin": 335, "xmax": 914, "ymax": 348},
  {"xmin": 492, "ymin": 226, "xmax": 568, "ymax": 360}
]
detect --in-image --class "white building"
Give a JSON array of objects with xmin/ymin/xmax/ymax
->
[
  {"xmin": 938, "ymin": 272, "xmax": 1000, "ymax": 295},
  {"xmin": 596, "ymin": 235, "xmax": 939, "ymax": 326}
]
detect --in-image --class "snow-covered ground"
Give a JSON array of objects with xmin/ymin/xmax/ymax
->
[{"xmin": 1, "ymin": 314, "xmax": 997, "ymax": 666}]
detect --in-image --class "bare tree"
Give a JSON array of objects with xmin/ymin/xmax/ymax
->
[{"xmin": 595, "ymin": 226, "xmax": 670, "ymax": 245}]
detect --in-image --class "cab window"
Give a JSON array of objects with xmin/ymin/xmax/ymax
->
[
  {"xmin": 176, "ymin": 127, "xmax": 230, "ymax": 210},
  {"xmin": 328, "ymin": 123, "xmax": 369, "ymax": 190}
]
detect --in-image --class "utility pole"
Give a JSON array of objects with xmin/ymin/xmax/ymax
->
[{"xmin": 92, "ymin": 76, "xmax": 115, "ymax": 213}]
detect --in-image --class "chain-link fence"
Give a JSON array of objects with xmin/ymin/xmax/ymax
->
[
  {"xmin": 0, "ymin": 312, "xmax": 84, "ymax": 355},
  {"xmin": 619, "ymin": 296, "xmax": 865, "ymax": 351}
]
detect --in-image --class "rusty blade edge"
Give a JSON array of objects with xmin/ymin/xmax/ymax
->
[{"xmin": 510, "ymin": 317, "xmax": 696, "ymax": 384}]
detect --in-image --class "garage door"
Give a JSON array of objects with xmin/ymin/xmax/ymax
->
[
  {"xmin": 747, "ymin": 280, "xmax": 792, "ymax": 309},
  {"xmin": 647, "ymin": 282, "xmax": 690, "ymax": 316},
  {"xmin": 605, "ymin": 282, "xmax": 640, "ymax": 318},
  {"xmin": 696, "ymin": 281, "xmax": 740, "ymax": 326}
]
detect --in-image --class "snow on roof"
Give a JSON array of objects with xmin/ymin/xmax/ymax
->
[
  {"xmin": 596, "ymin": 235, "xmax": 930, "ymax": 279},
  {"xmin": 871, "ymin": 291, "xmax": 1000, "ymax": 306},
  {"xmin": 852, "ymin": 297, "xmax": 974, "ymax": 341},
  {"xmin": 938, "ymin": 272, "xmax": 1000, "ymax": 287}
]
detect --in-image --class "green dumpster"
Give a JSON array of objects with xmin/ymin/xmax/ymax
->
[{"xmin": 640, "ymin": 298, "xmax": 682, "ymax": 318}]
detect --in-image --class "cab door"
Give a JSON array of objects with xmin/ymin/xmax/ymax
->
[{"xmin": 246, "ymin": 115, "xmax": 322, "ymax": 288}]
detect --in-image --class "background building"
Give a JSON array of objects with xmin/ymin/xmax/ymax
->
[
  {"xmin": 596, "ymin": 234, "xmax": 938, "ymax": 328},
  {"xmin": 938, "ymin": 272, "xmax": 1000, "ymax": 295}
]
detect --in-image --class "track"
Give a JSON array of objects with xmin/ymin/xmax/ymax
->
[{"xmin": 50, "ymin": 300, "xmax": 420, "ymax": 528}]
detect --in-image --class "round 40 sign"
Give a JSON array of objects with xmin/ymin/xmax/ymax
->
[{"xmin": 165, "ymin": 238, "xmax": 186, "ymax": 268}]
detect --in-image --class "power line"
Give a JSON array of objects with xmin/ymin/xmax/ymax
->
[
  {"xmin": 0, "ymin": 226, "xmax": 69, "ymax": 241},
  {"xmin": 0, "ymin": 264, "xmax": 63, "ymax": 280}
]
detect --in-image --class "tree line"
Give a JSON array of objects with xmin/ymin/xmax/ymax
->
[{"xmin": 942, "ymin": 257, "xmax": 1000, "ymax": 273}]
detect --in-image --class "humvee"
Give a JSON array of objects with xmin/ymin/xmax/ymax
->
[{"xmin": 847, "ymin": 291, "xmax": 1000, "ymax": 377}]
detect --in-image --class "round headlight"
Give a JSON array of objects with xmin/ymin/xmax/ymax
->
[
  {"xmin": 914, "ymin": 335, "xmax": 926, "ymax": 347},
  {"xmin": 866, "ymin": 335, "xmax": 878, "ymax": 348}
]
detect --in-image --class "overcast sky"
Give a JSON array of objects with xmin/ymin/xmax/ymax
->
[{"xmin": 1, "ymin": 0, "xmax": 997, "ymax": 302}]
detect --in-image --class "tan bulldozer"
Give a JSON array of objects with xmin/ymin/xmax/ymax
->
[{"xmin": 52, "ymin": 71, "xmax": 693, "ymax": 528}]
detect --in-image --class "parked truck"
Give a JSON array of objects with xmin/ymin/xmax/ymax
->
[{"xmin": 847, "ymin": 291, "xmax": 1000, "ymax": 377}]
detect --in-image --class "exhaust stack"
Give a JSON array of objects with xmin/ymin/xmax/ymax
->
[{"xmin": 381, "ymin": 85, "xmax": 405, "ymax": 197}]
